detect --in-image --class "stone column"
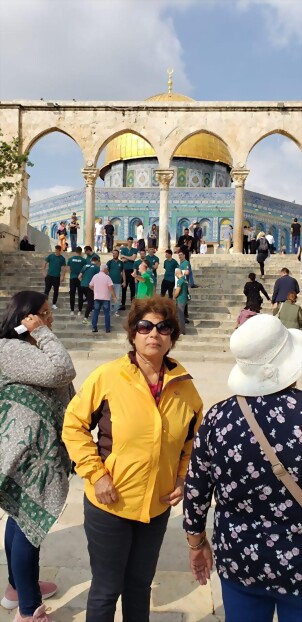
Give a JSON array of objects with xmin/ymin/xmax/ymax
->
[
  {"xmin": 82, "ymin": 167, "xmax": 99, "ymax": 248},
  {"xmin": 155, "ymin": 169, "xmax": 174, "ymax": 251},
  {"xmin": 231, "ymin": 169, "xmax": 249, "ymax": 254}
]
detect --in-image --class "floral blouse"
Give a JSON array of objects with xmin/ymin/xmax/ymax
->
[{"xmin": 184, "ymin": 389, "xmax": 302, "ymax": 595}]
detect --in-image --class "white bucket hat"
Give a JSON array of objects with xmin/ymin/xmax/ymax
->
[{"xmin": 228, "ymin": 314, "xmax": 302, "ymax": 396}]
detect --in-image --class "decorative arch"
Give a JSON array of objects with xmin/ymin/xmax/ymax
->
[
  {"xmin": 243, "ymin": 218, "xmax": 251, "ymax": 227},
  {"xmin": 110, "ymin": 217, "xmax": 122, "ymax": 240},
  {"xmin": 247, "ymin": 129, "xmax": 302, "ymax": 159},
  {"xmin": 199, "ymin": 218, "xmax": 211, "ymax": 240},
  {"xmin": 176, "ymin": 217, "xmax": 190, "ymax": 240},
  {"xmin": 129, "ymin": 217, "xmax": 141, "ymax": 238},
  {"xmin": 41, "ymin": 224, "xmax": 49, "ymax": 236},
  {"xmin": 168, "ymin": 129, "xmax": 233, "ymax": 168},
  {"xmin": 219, "ymin": 218, "xmax": 232, "ymax": 243},
  {"xmin": 51, "ymin": 223, "xmax": 58, "ymax": 239},
  {"xmin": 280, "ymin": 228, "xmax": 290, "ymax": 252},
  {"xmin": 255, "ymin": 222, "xmax": 265, "ymax": 235},
  {"xmin": 24, "ymin": 126, "xmax": 84, "ymax": 156}
]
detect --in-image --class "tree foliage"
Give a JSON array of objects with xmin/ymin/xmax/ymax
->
[{"xmin": 0, "ymin": 130, "xmax": 33, "ymax": 215}]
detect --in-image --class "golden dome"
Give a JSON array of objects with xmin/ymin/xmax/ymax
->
[{"xmin": 100, "ymin": 91, "xmax": 232, "ymax": 178}]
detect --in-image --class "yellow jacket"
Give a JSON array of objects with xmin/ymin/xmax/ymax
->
[{"xmin": 62, "ymin": 353, "xmax": 203, "ymax": 522}]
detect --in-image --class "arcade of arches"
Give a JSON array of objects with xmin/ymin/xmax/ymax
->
[{"xmin": 0, "ymin": 95, "xmax": 301, "ymax": 252}]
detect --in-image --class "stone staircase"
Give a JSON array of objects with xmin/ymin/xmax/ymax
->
[{"xmin": 0, "ymin": 252, "xmax": 301, "ymax": 362}]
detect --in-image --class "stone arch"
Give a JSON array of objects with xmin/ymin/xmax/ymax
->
[
  {"xmin": 94, "ymin": 128, "xmax": 159, "ymax": 168},
  {"xmin": 24, "ymin": 126, "xmax": 84, "ymax": 157},
  {"xmin": 168, "ymin": 129, "xmax": 233, "ymax": 169},
  {"xmin": 247, "ymin": 129, "xmax": 302, "ymax": 159}
]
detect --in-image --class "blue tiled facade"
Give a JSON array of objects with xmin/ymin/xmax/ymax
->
[{"xmin": 29, "ymin": 185, "xmax": 301, "ymax": 252}]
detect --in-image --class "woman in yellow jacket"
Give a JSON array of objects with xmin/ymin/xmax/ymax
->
[{"xmin": 63, "ymin": 295, "xmax": 203, "ymax": 622}]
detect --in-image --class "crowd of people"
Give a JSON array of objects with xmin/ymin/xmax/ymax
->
[{"xmin": 0, "ymin": 286, "xmax": 301, "ymax": 622}]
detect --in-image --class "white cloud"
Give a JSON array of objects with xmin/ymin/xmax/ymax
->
[
  {"xmin": 237, "ymin": 0, "xmax": 302, "ymax": 47},
  {"xmin": 0, "ymin": 0, "xmax": 197, "ymax": 100},
  {"xmin": 246, "ymin": 136, "xmax": 302, "ymax": 204},
  {"xmin": 30, "ymin": 185, "xmax": 76, "ymax": 203}
]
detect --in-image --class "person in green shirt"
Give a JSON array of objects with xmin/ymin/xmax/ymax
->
[
  {"xmin": 66, "ymin": 246, "xmax": 86, "ymax": 316},
  {"xmin": 132, "ymin": 260, "xmax": 154, "ymax": 299},
  {"xmin": 174, "ymin": 268, "xmax": 189, "ymax": 335},
  {"xmin": 84, "ymin": 245, "xmax": 100, "ymax": 265},
  {"xmin": 119, "ymin": 237, "xmax": 138, "ymax": 310},
  {"xmin": 133, "ymin": 249, "xmax": 146, "ymax": 295},
  {"xmin": 42, "ymin": 245, "xmax": 66, "ymax": 309},
  {"xmin": 79, "ymin": 257, "xmax": 100, "ymax": 323},
  {"xmin": 161, "ymin": 249, "xmax": 179, "ymax": 299},
  {"xmin": 178, "ymin": 250, "xmax": 190, "ymax": 324},
  {"xmin": 107, "ymin": 249, "xmax": 126, "ymax": 315},
  {"xmin": 146, "ymin": 247, "xmax": 159, "ymax": 290}
]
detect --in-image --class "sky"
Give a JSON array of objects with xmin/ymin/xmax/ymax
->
[{"xmin": 0, "ymin": 0, "xmax": 301, "ymax": 204}]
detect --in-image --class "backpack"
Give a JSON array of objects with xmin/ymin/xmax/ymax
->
[{"xmin": 259, "ymin": 237, "xmax": 269, "ymax": 252}]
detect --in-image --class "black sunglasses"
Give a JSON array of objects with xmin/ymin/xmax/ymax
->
[{"xmin": 136, "ymin": 320, "xmax": 174, "ymax": 336}]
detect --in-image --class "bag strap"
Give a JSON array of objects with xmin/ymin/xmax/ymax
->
[{"xmin": 237, "ymin": 395, "xmax": 302, "ymax": 507}]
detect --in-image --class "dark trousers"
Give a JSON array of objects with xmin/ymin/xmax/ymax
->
[
  {"xmin": 70, "ymin": 278, "xmax": 83, "ymax": 311},
  {"xmin": 81, "ymin": 286, "xmax": 94, "ymax": 318},
  {"xmin": 161, "ymin": 279, "xmax": 174, "ymax": 299},
  {"xmin": 70, "ymin": 233, "xmax": 77, "ymax": 252},
  {"xmin": 243, "ymin": 235, "xmax": 249, "ymax": 254},
  {"xmin": 177, "ymin": 303, "xmax": 186, "ymax": 334},
  {"xmin": 221, "ymin": 579, "xmax": 302, "ymax": 622},
  {"xmin": 121, "ymin": 269, "xmax": 135, "ymax": 306},
  {"xmin": 44, "ymin": 275, "xmax": 60, "ymax": 305},
  {"xmin": 5, "ymin": 517, "xmax": 41, "ymax": 616},
  {"xmin": 84, "ymin": 497, "xmax": 170, "ymax": 622},
  {"xmin": 250, "ymin": 240, "xmax": 256, "ymax": 254},
  {"xmin": 106, "ymin": 235, "xmax": 114, "ymax": 252}
]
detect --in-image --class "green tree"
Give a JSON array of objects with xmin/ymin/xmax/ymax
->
[{"xmin": 0, "ymin": 131, "xmax": 33, "ymax": 215}]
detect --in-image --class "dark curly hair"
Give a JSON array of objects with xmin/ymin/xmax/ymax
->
[{"xmin": 125, "ymin": 295, "xmax": 180, "ymax": 349}]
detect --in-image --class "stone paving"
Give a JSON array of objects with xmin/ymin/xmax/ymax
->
[{"xmin": 0, "ymin": 354, "xmax": 292, "ymax": 621}]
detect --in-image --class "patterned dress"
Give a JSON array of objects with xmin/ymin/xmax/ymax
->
[{"xmin": 184, "ymin": 390, "xmax": 302, "ymax": 596}]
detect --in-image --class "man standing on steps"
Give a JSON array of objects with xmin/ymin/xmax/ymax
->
[
  {"xmin": 174, "ymin": 267, "xmax": 189, "ymax": 335},
  {"xmin": 104, "ymin": 219, "xmax": 115, "ymax": 253},
  {"xmin": 146, "ymin": 247, "xmax": 159, "ymax": 291},
  {"xmin": 271, "ymin": 267, "xmax": 300, "ymax": 313},
  {"xmin": 68, "ymin": 216, "xmax": 80, "ymax": 252},
  {"xmin": 119, "ymin": 237, "xmax": 137, "ymax": 310},
  {"xmin": 79, "ymin": 257, "xmax": 100, "ymax": 324},
  {"xmin": 178, "ymin": 250, "xmax": 191, "ymax": 324},
  {"xmin": 161, "ymin": 250, "xmax": 179, "ymax": 299},
  {"xmin": 95, "ymin": 218, "xmax": 104, "ymax": 252},
  {"xmin": 89, "ymin": 265, "xmax": 117, "ymax": 334},
  {"xmin": 107, "ymin": 249, "xmax": 125, "ymax": 316},
  {"xmin": 43, "ymin": 245, "xmax": 66, "ymax": 310},
  {"xmin": 67, "ymin": 246, "xmax": 86, "ymax": 316}
]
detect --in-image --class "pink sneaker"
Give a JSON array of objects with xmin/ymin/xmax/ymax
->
[
  {"xmin": 12, "ymin": 603, "xmax": 54, "ymax": 622},
  {"xmin": 1, "ymin": 581, "xmax": 57, "ymax": 610}
]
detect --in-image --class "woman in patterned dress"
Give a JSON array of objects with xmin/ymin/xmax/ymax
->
[{"xmin": 184, "ymin": 314, "xmax": 302, "ymax": 622}]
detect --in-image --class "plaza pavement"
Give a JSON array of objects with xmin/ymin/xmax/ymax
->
[{"xmin": 0, "ymin": 353, "xmax": 291, "ymax": 622}]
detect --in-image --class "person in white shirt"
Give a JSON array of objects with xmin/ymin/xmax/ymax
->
[
  {"xmin": 95, "ymin": 219, "xmax": 104, "ymax": 252},
  {"xmin": 136, "ymin": 220, "xmax": 145, "ymax": 251},
  {"xmin": 265, "ymin": 231, "xmax": 275, "ymax": 253}
]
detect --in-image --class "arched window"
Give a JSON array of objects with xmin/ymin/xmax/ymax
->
[
  {"xmin": 255, "ymin": 222, "xmax": 265, "ymax": 236},
  {"xmin": 219, "ymin": 218, "xmax": 232, "ymax": 243},
  {"xmin": 51, "ymin": 223, "xmax": 58, "ymax": 239},
  {"xmin": 111, "ymin": 217, "xmax": 122, "ymax": 240},
  {"xmin": 41, "ymin": 224, "xmax": 49, "ymax": 236},
  {"xmin": 129, "ymin": 217, "xmax": 141, "ymax": 238},
  {"xmin": 199, "ymin": 219, "xmax": 211, "ymax": 240},
  {"xmin": 176, "ymin": 218, "xmax": 190, "ymax": 240}
]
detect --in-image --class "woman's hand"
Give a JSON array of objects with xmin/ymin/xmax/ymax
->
[
  {"xmin": 94, "ymin": 473, "xmax": 119, "ymax": 505},
  {"xmin": 21, "ymin": 314, "xmax": 44, "ymax": 332},
  {"xmin": 160, "ymin": 476, "xmax": 184, "ymax": 506},
  {"xmin": 189, "ymin": 541, "xmax": 213, "ymax": 586}
]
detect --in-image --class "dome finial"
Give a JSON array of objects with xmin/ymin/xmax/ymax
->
[{"xmin": 167, "ymin": 68, "xmax": 174, "ymax": 94}]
